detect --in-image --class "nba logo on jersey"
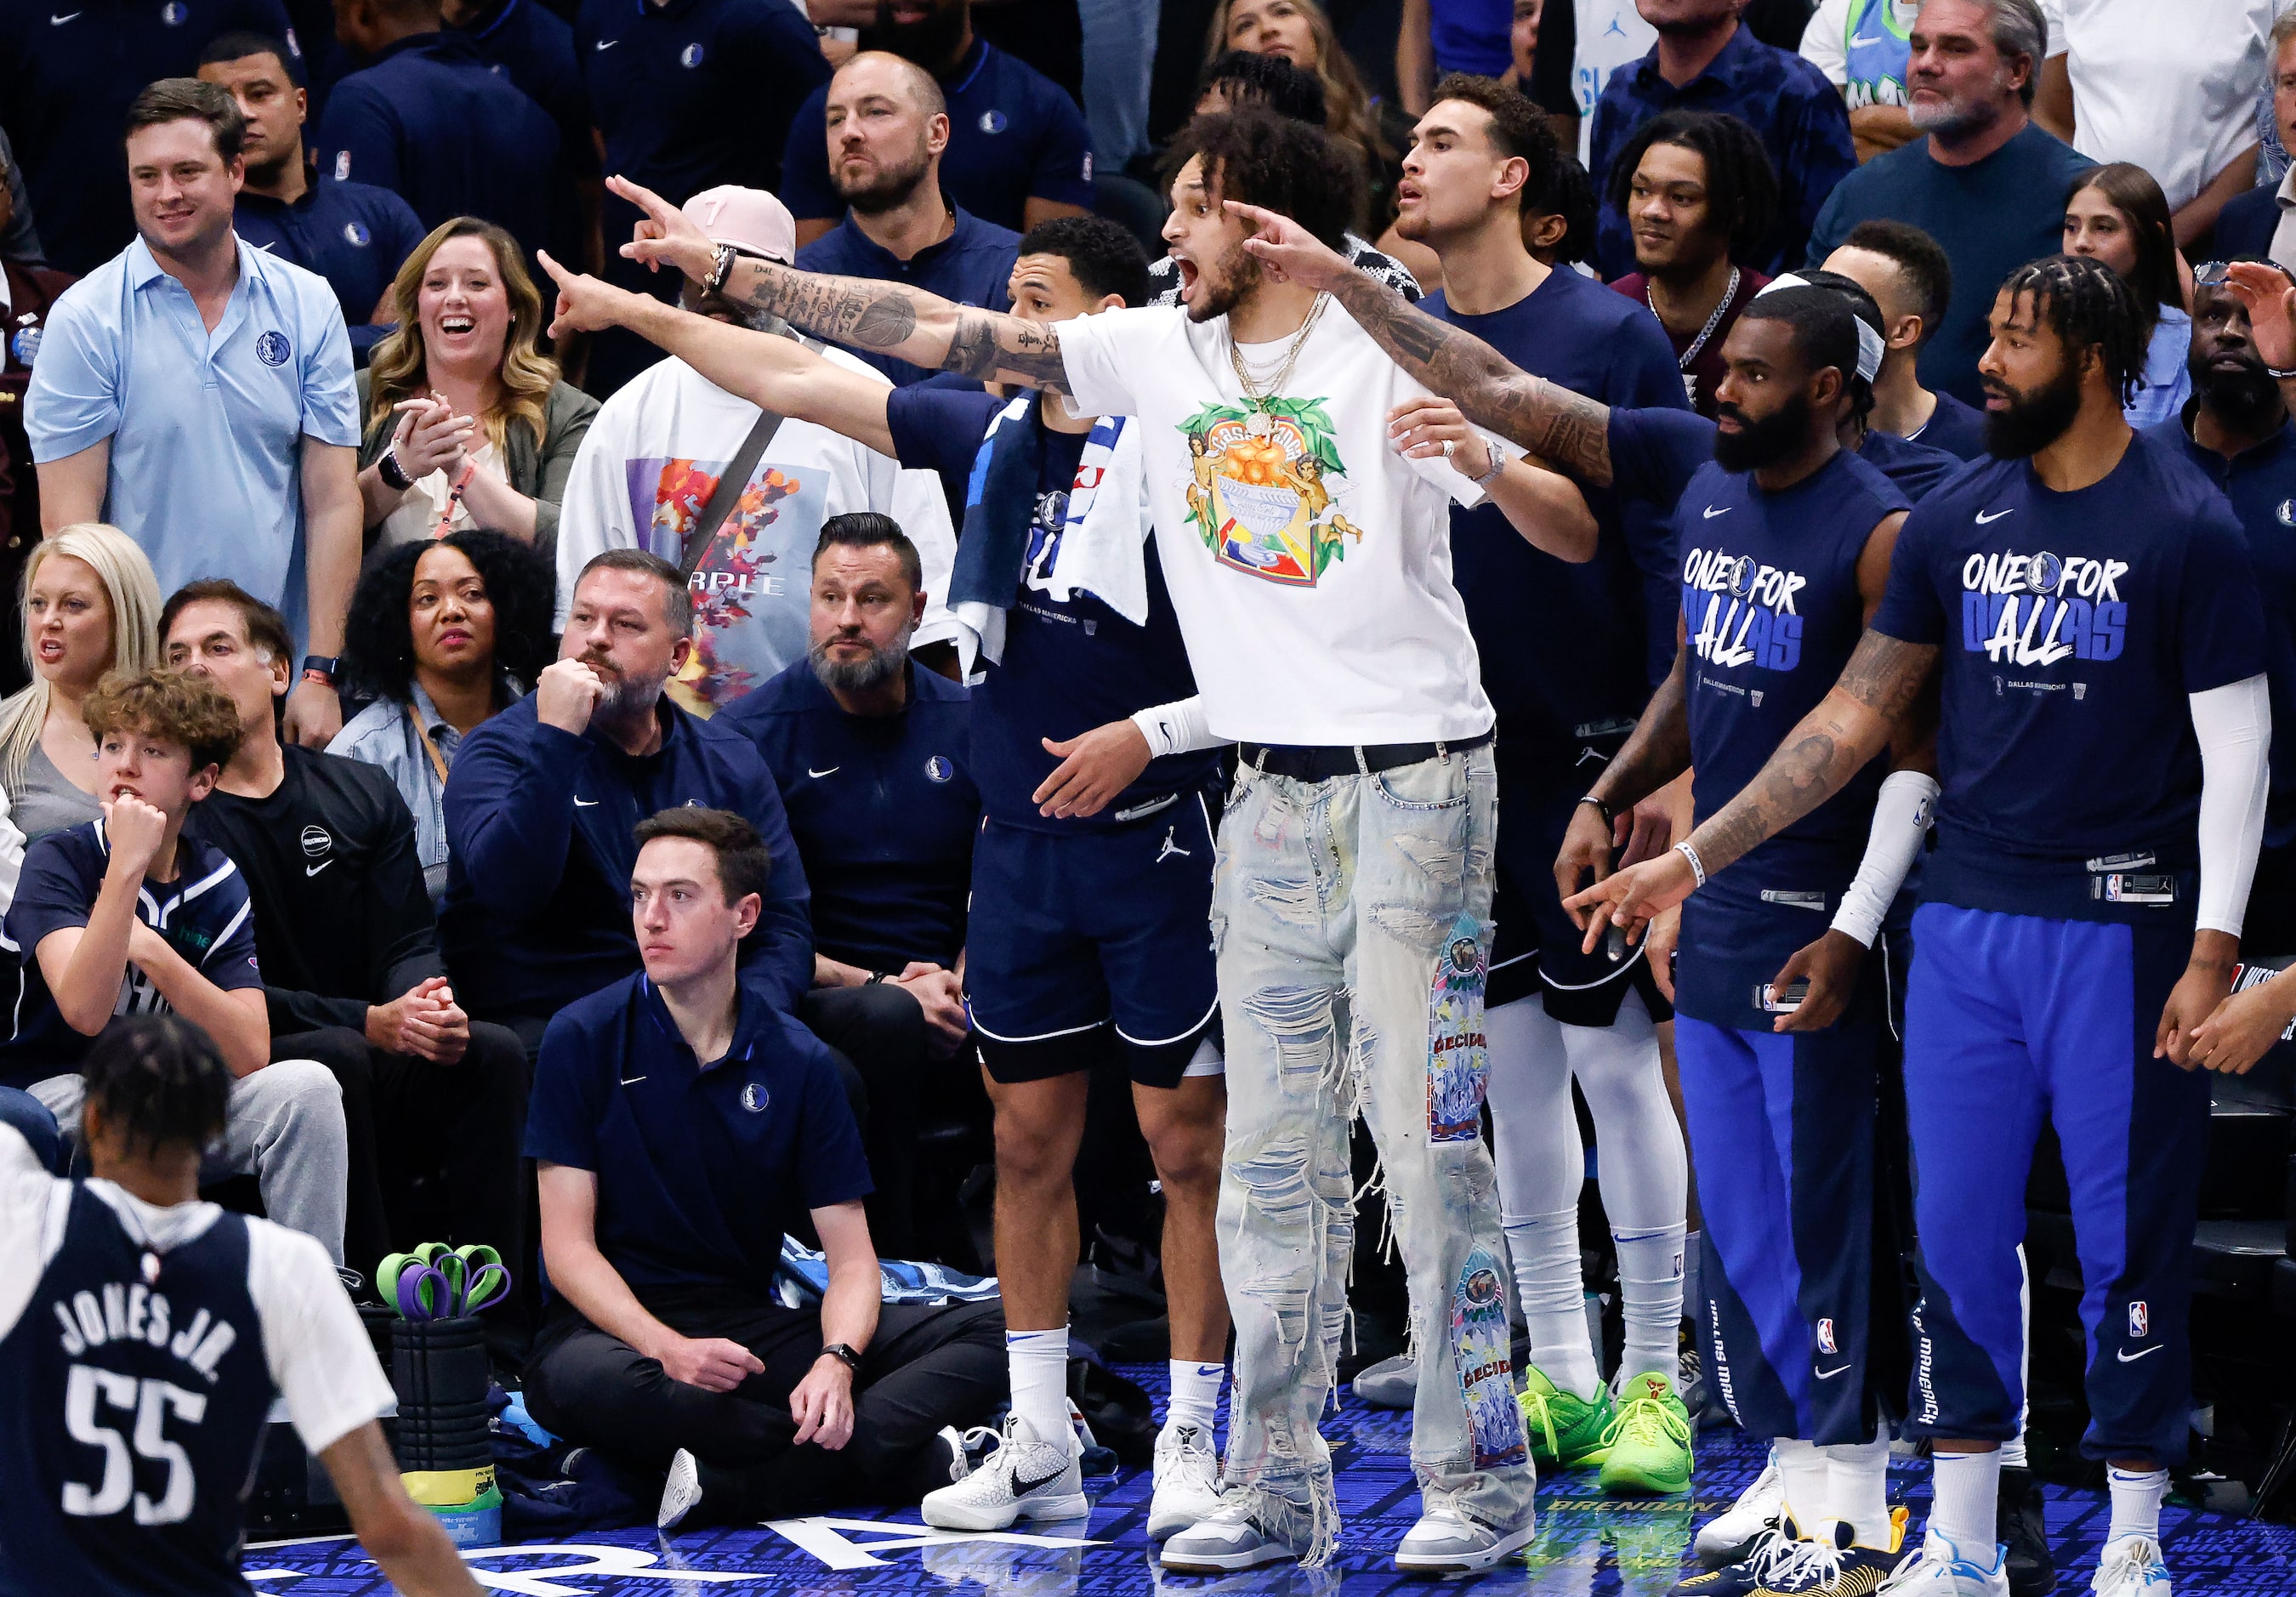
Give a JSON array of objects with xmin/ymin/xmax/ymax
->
[
  {"xmin": 2128, "ymin": 1301, "xmax": 2149, "ymax": 1338},
  {"xmin": 1817, "ymin": 1318, "xmax": 1837, "ymax": 1355}
]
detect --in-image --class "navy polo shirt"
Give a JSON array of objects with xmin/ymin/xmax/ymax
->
[
  {"xmin": 2151, "ymin": 410, "xmax": 2296, "ymax": 848},
  {"xmin": 779, "ymin": 37, "xmax": 1092, "ymax": 232},
  {"xmin": 579, "ymin": 0, "xmax": 831, "ymax": 213},
  {"xmin": 1588, "ymin": 21, "xmax": 1856, "ymax": 281},
  {"xmin": 0, "ymin": 0, "xmax": 299, "ymax": 276},
  {"xmin": 526, "ymin": 973, "xmax": 872, "ymax": 1293},
  {"xmin": 235, "ymin": 175, "xmax": 425, "ymax": 361},
  {"xmin": 312, "ymin": 30, "xmax": 560, "ymax": 248},
  {"xmin": 719, "ymin": 657, "xmax": 980, "ymax": 974},
  {"xmin": 797, "ymin": 207, "xmax": 1019, "ymax": 386},
  {"xmin": 455, "ymin": 0, "xmax": 591, "ymax": 171}
]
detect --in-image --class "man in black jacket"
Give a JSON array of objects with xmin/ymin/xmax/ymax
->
[{"xmin": 166, "ymin": 579, "xmax": 527, "ymax": 1309}]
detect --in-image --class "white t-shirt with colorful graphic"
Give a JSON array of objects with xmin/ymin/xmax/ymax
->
[
  {"xmin": 554, "ymin": 352, "xmax": 957, "ymax": 715},
  {"xmin": 1056, "ymin": 303, "xmax": 1496, "ymax": 747}
]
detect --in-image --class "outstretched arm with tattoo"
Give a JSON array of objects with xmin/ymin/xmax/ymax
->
[
  {"xmin": 601, "ymin": 174, "xmax": 1076, "ymax": 395},
  {"xmin": 1564, "ymin": 628, "xmax": 1942, "ymax": 949},
  {"xmin": 1229, "ymin": 200, "xmax": 1616, "ymax": 485}
]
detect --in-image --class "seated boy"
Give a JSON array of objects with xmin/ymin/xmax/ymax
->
[
  {"xmin": 3, "ymin": 668, "xmax": 349, "ymax": 1262},
  {"xmin": 523, "ymin": 806, "xmax": 1006, "ymax": 1530}
]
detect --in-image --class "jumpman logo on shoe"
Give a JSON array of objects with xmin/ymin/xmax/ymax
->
[{"xmin": 1157, "ymin": 827, "xmax": 1191, "ymax": 863}]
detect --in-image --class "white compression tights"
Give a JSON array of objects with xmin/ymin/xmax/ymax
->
[{"xmin": 1485, "ymin": 989, "xmax": 1689, "ymax": 1399}]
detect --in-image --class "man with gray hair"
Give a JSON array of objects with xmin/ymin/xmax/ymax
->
[
  {"xmin": 441, "ymin": 548, "xmax": 816, "ymax": 1054},
  {"xmin": 555, "ymin": 184, "xmax": 956, "ymax": 713},
  {"xmin": 1804, "ymin": 0, "xmax": 2090, "ymax": 405}
]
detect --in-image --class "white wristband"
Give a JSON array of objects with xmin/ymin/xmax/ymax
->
[
  {"xmin": 1674, "ymin": 839, "xmax": 1706, "ymax": 888},
  {"xmin": 1129, "ymin": 696, "xmax": 1222, "ymax": 760},
  {"xmin": 1829, "ymin": 769, "xmax": 1940, "ymax": 949}
]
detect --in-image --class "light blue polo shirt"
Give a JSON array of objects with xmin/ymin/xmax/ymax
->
[{"xmin": 26, "ymin": 234, "xmax": 360, "ymax": 645}]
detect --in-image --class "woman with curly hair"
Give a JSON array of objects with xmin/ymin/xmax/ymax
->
[
  {"xmin": 355, "ymin": 218, "xmax": 599, "ymax": 566},
  {"xmin": 329, "ymin": 529, "xmax": 554, "ymax": 901}
]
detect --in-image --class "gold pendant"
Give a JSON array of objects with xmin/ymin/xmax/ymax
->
[{"xmin": 1246, "ymin": 409, "xmax": 1273, "ymax": 437}]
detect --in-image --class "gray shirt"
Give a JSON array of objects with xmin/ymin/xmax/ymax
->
[{"xmin": 10, "ymin": 739, "xmax": 104, "ymax": 840}]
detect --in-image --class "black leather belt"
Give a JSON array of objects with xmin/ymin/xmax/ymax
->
[{"xmin": 1239, "ymin": 728, "xmax": 1494, "ymax": 782}]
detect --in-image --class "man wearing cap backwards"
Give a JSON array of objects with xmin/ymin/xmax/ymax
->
[{"xmin": 554, "ymin": 185, "xmax": 959, "ymax": 719}]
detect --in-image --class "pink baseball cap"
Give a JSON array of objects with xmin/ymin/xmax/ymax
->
[{"xmin": 681, "ymin": 186, "xmax": 797, "ymax": 265}]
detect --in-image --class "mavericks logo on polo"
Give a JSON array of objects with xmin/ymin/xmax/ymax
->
[
  {"xmin": 1181, "ymin": 398, "xmax": 1359, "ymax": 587},
  {"xmin": 256, "ymin": 331, "xmax": 292, "ymax": 367}
]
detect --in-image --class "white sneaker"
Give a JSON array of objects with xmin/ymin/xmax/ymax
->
[
  {"xmin": 1880, "ymin": 1530, "xmax": 2012, "ymax": 1597},
  {"xmin": 1696, "ymin": 1448, "xmax": 1786, "ymax": 1566},
  {"xmin": 1393, "ymin": 1502, "xmax": 1537, "ymax": 1572},
  {"xmin": 1159, "ymin": 1497, "xmax": 1307, "ymax": 1572},
  {"xmin": 656, "ymin": 1449, "xmax": 704, "ymax": 1532},
  {"xmin": 1147, "ymin": 1422, "xmax": 1224, "ymax": 1539},
  {"xmin": 920, "ymin": 1412, "xmax": 1088, "ymax": 1532},
  {"xmin": 2090, "ymin": 1537, "xmax": 2171, "ymax": 1597}
]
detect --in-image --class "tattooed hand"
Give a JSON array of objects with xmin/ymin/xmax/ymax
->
[{"xmin": 608, "ymin": 173, "xmax": 719, "ymax": 282}]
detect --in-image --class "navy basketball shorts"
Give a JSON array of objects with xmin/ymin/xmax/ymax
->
[
  {"xmin": 1492, "ymin": 734, "xmax": 1673, "ymax": 1024},
  {"xmin": 1674, "ymin": 974, "xmax": 1888, "ymax": 1446},
  {"xmin": 965, "ymin": 787, "xmax": 1220, "ymax": 1090},
  {"xmin": 1899, "ymin": 901, "xmax": 2209, "ymax": 1463}
]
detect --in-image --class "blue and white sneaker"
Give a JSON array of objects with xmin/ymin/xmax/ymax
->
[
  {"xmin": 1160, "ymin": 1498, "xmax": 1310, "ymax": 1572},
  {"xmin": 920, "ymin": 1412, "xmax": 1087, "ymax": 1532},
  {"xmin": 1878, "ymin": 1530, "xmax": 2011, "ymax": 1597},
  {"xmin": 2089, "ymin": 1537, "xmax": 2170, "ymax": 1597}
]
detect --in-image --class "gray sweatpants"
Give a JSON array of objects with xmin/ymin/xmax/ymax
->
[{"xmin": 32, "ymin": 1059, "xmax": 350, "ymax": 1265}]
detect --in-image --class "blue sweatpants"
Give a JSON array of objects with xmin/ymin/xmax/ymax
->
[
  {"xmin": 1674, "ymin": 986, "xmax": 1885, "ymax": 1446},
  {"xmin": 1901, "ymin": 902, "xmax": 2208, "ymax": 1463}
]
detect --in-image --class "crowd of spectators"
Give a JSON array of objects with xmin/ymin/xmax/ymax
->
[{"xmin": 3, "ymin": 0, "xmax": 2295, "ymax": 1551}]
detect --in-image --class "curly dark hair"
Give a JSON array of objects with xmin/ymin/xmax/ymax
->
[
  {"xmin": 1996, "ymin": 254, "xmax": 2149, "ymax": 406},
  {"xmin": 342, "ymin": 529, "xmax": 557, "ymax": 703},
  {"xmin": 1605, "ymin": 109, "xmax": 1778, "ymax": 264},
  {"xmin": 82, "ymin": 668, "xmax": 243, "ymax": 773},
  {"xmin": 1196, "ymin": 49, "xmax": 1327, "ymax": 125},
  {"xmin": 83, "ymin": 1016, "xmax": 231, "ymax": 1159},
  {"xmin": 1162, "ymin": 108, "xmax": 1362, "ymax": 253}
]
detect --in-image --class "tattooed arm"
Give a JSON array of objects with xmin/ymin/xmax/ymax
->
[
  {"xmin": 598, "ymin": 173, "xmax": 1076, "ymax": 395},
  {"xmin": 1561, "ymin": 629, "xmax": 1942, "ymax": 949},
  {"xmin": 1229, "ymin": 201, "xmax": 1615, "ymax": 485}
]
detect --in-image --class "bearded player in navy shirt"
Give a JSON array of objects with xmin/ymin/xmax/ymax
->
[
  {"xmin": 1379, "ymin": 74, "xmax": 1699, "ymax": 1491},
  {"xmin": 1571, "ymin": 257, "xmax": 2270, "ymax": 1597}
]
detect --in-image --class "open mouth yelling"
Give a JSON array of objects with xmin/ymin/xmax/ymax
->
[{"xmin": 438, "ymin": 315, "xmax": 476, "ymax": 338}]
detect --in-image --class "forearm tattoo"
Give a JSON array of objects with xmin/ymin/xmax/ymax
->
[
  {"xmin": 727, "ymin": 258, "xmax": 1072, "ymax": 395},
  {"xmin": 1327, "ymin": 269, "xmax": 1614, "ymax": 484},
  {"xmin": 1689, "ymin": 631, "xmax": 1939, "ymax": 877},
  {"xmin": 1593, "ymin": 650, "xmax": 1692, "ymax": 810}
]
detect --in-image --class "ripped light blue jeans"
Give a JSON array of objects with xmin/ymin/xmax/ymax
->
[{"xmin": 1211, "ymin": 743, "xmax": 1533, "ymax": 1560}]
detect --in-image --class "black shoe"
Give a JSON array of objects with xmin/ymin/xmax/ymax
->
[{"xmin": 1998, "ymin": 1465, "xmax": 2054, "ymax": 1597}]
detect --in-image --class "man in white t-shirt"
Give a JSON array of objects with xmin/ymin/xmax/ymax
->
[
  {"xmin": 0, "ymin": 1015, "xmax": 480, "ymax": 1596},
  {"xmin": 2035, "ymin": 0, "xmax": 2282, "ymax": 241},
  {"xmin": 557, "ymin": 107, "xmax": 1536, "ymax": 1577},
  {"xmin": 554, "ymin": 185, "xmax": 957, "ymax": 717}
]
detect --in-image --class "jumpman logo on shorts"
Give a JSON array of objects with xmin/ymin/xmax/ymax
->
[{"xmin": 1157, "ymin": 827, "xmax": 1192, "ymax": 864}]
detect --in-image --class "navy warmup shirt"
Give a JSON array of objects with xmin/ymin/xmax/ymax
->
[
  {"xmin": 885, "ymin": 384, "xmax": 1217, "ymax": 832},
  {"xmin": 235, "ymin": 175, "xmax": 425, "ymax": 361},
  {"xmin": 1426, "ymin": 268, "xmax": 1689, "ymax": 744},
  {"xmin": 1856, "ymin": 425, "xmax": 1964, "ymax": 503},
  {"xmin": 1609, "ymin": 404, "xmax": 1963, "ymax": 512},
  {"xmin": 2151, "ymin": 412, "xmax": 2296, "ymax": 849},
  {"xmin": 720, "ymin": 657, "xmax": 980, "ymax": 974},
  {"xmin": 798, "ymin": 209, "xmax": 1019, "ymax": 386},
  {"xmin": 1912, "ymin": 387, "xmax": 1987, "ymax": 461},
  {"xmin": 312, "ymin": 31, "xmax": 559, "ymax": 248},
  {"xmin": 779, "ymin": 37, "xmax": 1092, "ymax": 232},
  {"xmin": 579, "ymin": 0, "xmax": 831, "ymax": 213},
  {"xmin": 526, "ymin": 973, "xmax": 871, "ymax": 1294},
  {"xmin": 0, "ymin": 0, "xmax": 298, "ymax": 276},
  {"xmin": 1669, "ymin": 446, "xmax": 1911, "ymax": 1027},
  {"xmin": 0, "ymin": 823, "xmax": 264, "ymax": 1088},
  {"xmin": 1871, "ymin": 429, "xmax": 2265, "ymax": 920}
]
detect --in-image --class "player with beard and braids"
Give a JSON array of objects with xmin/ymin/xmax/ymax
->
[
  {"xmin": 2155, "ymin": 261, "xmax": 2296, "ymax": 1067},
  {"xmin": 793, "ymin": 53, "xmax": 1022, "ymax": 387},
  {"xmin": 560, "ymin": 106, "xmax": 1569, "ymax": 1575},
  {"xmin": 1561, "ymin": 253, "xmax": 2269, "ymax": 1597},
  {"xmin": 1353, "ymin": 68, "xmax": 1698, "ymax": 1505}
]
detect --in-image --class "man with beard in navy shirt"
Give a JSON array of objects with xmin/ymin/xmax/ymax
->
[
  {"xmin": 1572, "ymin": 256, "xmax": 2269, "ymax": 1597},
  {"xmin": 199, "ymin": 33, "xmax": 424, "ymax": 361},
  {"xmin": 781, "ymin": 0, "xmax": 1091, "ymax": 247}
]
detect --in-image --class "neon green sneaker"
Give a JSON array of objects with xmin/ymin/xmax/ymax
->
[
  {"xmin": 1595, "ymin": 1369, "xmax": 1695, "ymax": 1497},
  {"xmin": 1517, "ymin": 1364, "xmax": 1616, "ymax": 1469}
]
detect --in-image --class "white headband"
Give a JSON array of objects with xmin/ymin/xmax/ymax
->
[{"xmin": 1757, "ymin": 272, "xmax": 1887, "ymax": 384}]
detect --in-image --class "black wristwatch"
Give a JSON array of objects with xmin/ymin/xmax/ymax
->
[
  {"xmin": 301, "ymin": 655, "xmax": 340, "ymax": 683},
  {"xmin": 1576, "ymin": 793, "xmax": 1614, "ymax": 828},
  {"xmin": 819, "ymin": 1342, "xmax": 862, "ymax": 1373},
  {"xmin": 377, "ymin": 445, "xmax": 413, "ymax": 492}
]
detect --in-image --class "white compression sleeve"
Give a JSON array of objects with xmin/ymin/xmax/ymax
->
[
  {"xmin": 1829, "ymin": 768, "xmax": 1940, "ymax": 948},
  {"xmin": 1131, "ymin": 696, "xmax": 1224, "ymax": 759},
  {"xmin": 2191, "ymin": 673, "xmax": 2271, "ymax": 937}
]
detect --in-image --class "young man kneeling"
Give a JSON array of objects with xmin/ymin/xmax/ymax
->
[{"xmin": 522, "ymin": 807, "xmax": 1007, "ymax": 1528}]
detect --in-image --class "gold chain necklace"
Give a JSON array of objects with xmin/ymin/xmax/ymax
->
[{"xmin": 1226, "ymin": 293, "xmax": 1330, "ymax": 436}]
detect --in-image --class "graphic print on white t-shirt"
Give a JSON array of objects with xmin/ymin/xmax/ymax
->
[{"xmin": 1180, "ymin": 396, "xmax": 1361, "ymax": 586}]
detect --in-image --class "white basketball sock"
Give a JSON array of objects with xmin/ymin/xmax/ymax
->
[{"xmin": 1006, "ymin": 1326, "xmax": 1071, "ymax": 1441}]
